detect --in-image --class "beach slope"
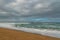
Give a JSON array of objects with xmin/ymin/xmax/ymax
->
[{"xmin": 0, "ymin": 28, "xmax": 60, "ymax": 40}]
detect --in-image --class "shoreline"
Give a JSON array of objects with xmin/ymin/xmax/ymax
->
[
  {"xmin": 0, "ymin": 27, "xmax": 60, "ymax": 38},
  {"xmin": 0, "ymin": 23, "xmax": 60, "ymax": 38},
  {"xmin": 0, "ymin": 28, "xmax": 60, "ymax": 40}
]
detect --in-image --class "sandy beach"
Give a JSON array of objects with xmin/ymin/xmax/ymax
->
[{"xmin": 0, "ymin": 28, "xmax": 60, "ymax": 40}]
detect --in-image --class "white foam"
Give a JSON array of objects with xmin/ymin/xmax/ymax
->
[
  {"xmin": 0, "ymin": 23, "xmax": 15, "ymax": 28},
  {"xmin": 14, "ymin": 27, "xmax": 60, "ymax": 38},
  {"xmin": 0, "ymin": 23, "xmax": 60, "ymax": 38}
]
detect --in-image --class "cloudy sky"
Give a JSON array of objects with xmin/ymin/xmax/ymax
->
[{"xmin": 0, "ymin": 0, "xmax": 60, "ymax": 22}]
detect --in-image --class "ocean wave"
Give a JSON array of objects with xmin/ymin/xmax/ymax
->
[
  {"xmin": 14, "ymin": 23, "xmax": 60, "ymax": 30},
  {"xmin": 0, "ymin": 23, "xmax": 60, "ymax": 38}
]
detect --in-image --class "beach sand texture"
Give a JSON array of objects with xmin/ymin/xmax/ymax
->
[{"xmin": 0, "ymin": 28, "xmax": 60, "ymax": 40}]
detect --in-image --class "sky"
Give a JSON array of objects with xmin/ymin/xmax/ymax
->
[{"xmin": 0, "ymin": 0, "xmax": 60, "ymax": 22}]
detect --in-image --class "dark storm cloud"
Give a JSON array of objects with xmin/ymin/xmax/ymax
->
[{"xmin": 0, "ymin": 0, "xmax": 60, "ymax": 21}]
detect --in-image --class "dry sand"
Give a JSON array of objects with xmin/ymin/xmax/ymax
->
[{"xmin": 0, "ymin": 28, "xmax": 60, "ymax": 40}]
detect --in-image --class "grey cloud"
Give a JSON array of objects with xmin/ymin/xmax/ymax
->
[
  {"xmin": 16, "ymin": 0, "xmax": 58, "ymax": 17},
  {"xmin": 0, "ymin": 0, "xmax": 60, "ymax": 21}
]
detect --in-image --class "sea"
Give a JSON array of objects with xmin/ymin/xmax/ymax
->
[
  {"xmin": 0, "ymin": 22, "xmax": 60, "ymax": 38},
  {"xmin": 15, "ymin": 22, "xmax": 60, "ymax": 30}
]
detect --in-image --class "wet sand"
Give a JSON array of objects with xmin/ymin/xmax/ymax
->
[{"xmin": 0, "ymin": 28, "xmax": 60, "ymax": 40}]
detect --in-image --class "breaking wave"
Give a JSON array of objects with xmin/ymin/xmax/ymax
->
[{"xmin": 0, "ymin": 23, "xmax": 60, "ymax": 38}]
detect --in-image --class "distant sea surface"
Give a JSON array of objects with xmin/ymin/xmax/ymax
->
[{"xmin": 15, "ymin": 22, "xmax": 60, "ymax": 31}]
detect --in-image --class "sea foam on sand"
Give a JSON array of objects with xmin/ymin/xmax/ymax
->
[{"xmin": 0, "ymin": 23, "xmax": 60, "ymax": 38}]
